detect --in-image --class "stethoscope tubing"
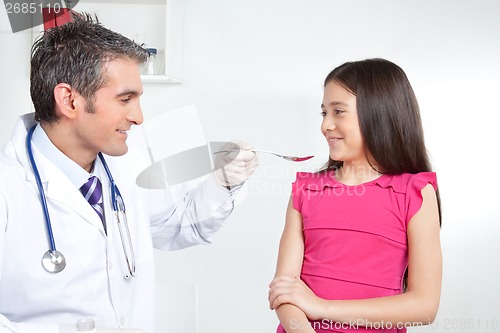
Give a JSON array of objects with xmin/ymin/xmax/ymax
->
[
  {"xmin": 98, "ymin": 153, "xmax": 125, "ymax": 213},
  {"xmin": 27, "ymin": 124, "xmax": 57, "ymax": 252},
  {"xmin": 99, "ymin": 153, "xmax": 135, "ymax": 278},
  {"xmin": 27, "ymin": 123, "xmax": 135, "ymax": 277}
]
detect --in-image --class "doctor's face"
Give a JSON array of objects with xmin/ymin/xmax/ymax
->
[{"xmin": 74, "ymin": 57, "xmax": 144, "ymax": 159}]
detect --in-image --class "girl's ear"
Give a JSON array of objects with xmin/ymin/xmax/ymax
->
[{"xmin": 53, "ymin": 83, "xmax": 81, "ymax": 120}]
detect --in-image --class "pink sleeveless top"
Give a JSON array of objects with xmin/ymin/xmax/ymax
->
[{"xmin": 277, "ymin": 171, "xmax": 437, "ymax": 333}]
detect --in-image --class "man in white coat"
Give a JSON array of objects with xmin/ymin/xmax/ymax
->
[{"xmin": 0, "ymin": 13, "xmax": 258, "ymax": 333}]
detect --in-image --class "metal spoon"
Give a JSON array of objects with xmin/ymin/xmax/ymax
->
[{"xmin": 214, "ymin": 149, "xmax": 314, "ymax": 162}]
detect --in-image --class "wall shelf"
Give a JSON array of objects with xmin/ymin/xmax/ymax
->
[
  {"xmin": 73, "ymin": 0, "xmax": 184, "ymax": 83},
  {"xmin": 140, "ymin": 74, "xmax": 180, "ymax": 84}
]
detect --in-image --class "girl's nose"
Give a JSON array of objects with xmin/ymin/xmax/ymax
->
[{"xmin": 321, "ymin": 116, "xmax": 335, "ymax": 134}]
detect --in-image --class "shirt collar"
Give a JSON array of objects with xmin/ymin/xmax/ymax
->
[
  {"xmin": 325, "ymin": 170, "xmax": 392, "ymax": 188},
  {"xmin": 299, "ymin": 170, "xmax": 394, "ymax": 191},
  {"xmin": 31, "ymin": 123, "xmax": 94, "ymax": 189}
]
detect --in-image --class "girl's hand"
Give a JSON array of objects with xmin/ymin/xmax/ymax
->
[{"xmin": 268, "ymin": 276, "xmax": 326, "ymax": 320}]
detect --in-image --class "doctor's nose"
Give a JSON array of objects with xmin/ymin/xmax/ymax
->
[{"xmin": 128, "ymin": 104, "xmax": 144, "ymax": 126}]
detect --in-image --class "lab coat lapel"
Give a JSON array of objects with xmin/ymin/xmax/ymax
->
[
  {"xmin": 12, "ymin": 114, "xmax": 105, "ymax": 233},
  {"xmin": 44, "ymin": 167, "xmax": 106, "ymax": 232}
]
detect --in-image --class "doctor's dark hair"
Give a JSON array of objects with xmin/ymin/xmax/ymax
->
[
  {"xmin": 30, "ymin": 12, "xmax": 148, "ymax": 123},
  {"xmin": 321, "ymin": 58, "xmax": 441, "ymax": 223}
]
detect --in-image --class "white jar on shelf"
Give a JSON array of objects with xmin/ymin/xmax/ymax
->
[{"xmin": 141, "ymin": 47, "xmax": 165, "ymax": 76}]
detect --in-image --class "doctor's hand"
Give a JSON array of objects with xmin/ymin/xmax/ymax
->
[
  {"xmin": 268, "ymin": 275, "xmax": 327, "ymax": 321},
  {"xmin": 213, "ymin": 140, "xmax": 259, "ymax": 189}
]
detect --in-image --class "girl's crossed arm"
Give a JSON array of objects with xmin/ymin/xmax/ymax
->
[{"xmin": 269, "ymin": 196, "xmax": 316, "ymax": 333}]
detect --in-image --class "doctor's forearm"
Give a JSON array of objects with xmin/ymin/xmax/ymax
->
[{"xmin": 151, "ymin": 175, "xmax": 234, "ymax": 251}]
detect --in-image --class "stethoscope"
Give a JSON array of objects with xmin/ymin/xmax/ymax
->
[{"xmin": 26, "ymin": 124, "xmax": 136, "ymax": 279}]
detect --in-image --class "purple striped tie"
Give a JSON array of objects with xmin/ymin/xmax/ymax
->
[{"xmin": 80, "ymin": 176, "xmax": 106, "ymax": 232}]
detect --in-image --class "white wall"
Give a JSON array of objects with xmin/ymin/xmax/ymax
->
[
  {"xmin": 0, "ymin": 7, "xmax": 31, "ymax": 140},
  {"xmin": 2, "ymin": 1, "xmax": 500, "ymax": 332}
]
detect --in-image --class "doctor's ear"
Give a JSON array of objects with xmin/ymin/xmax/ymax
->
[{"xmin": 53, "ymin": 83, "xmax": 81, "ymax": 120}]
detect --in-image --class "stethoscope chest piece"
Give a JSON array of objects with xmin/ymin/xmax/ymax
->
[{"xmin": 42, "ymin": 250, "xmax": 66, "ymax": 273}]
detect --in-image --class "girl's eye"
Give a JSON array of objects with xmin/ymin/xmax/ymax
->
[{"xmin": 321, "ymin": 109, "xmax": 345, "ymax": 117}]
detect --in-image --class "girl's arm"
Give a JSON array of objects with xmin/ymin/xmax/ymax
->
[
  {"xmin": 269, "ymin": 184, "xmax": 442, "ymax": 329},
  {"xmin": 269, "ymin": 196, "xmax": 316, "ymax": 333}
]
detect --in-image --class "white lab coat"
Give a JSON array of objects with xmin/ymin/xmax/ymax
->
[{"xmin": 0, "ymin": 114, "xmax": 237, "ymax": 333}]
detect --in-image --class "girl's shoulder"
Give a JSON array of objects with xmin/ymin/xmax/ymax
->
[
  {"xmin": 376, "ymin": 172, "xmax": 437, "ymax": 194},
  {"xmin": 293, "ymin": 171, "xmax": 437, "ymax": 194},
  {"xmin": 293, "ymin": 171, "xmax": 336, "ymax": 192},
  {"xmin": 292, "ymin": 171, "xmax": 437, "ymax": 222},
  {"xmin": 382, "ymin": 172, "xmax": 439, "ymax": 226}
]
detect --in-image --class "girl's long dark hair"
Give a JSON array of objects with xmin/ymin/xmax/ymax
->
[
  {"xmin": 322, "ymin": 58, "xmax": 442, "ymax": 291},
  {"xmin": 321, "ymin": 58, "xmax": 441, "ymax": 224}
]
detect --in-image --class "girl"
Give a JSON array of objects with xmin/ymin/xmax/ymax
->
[{"xmin": 268, "ymin": 58, "xmax": 442, "ymax": 333}]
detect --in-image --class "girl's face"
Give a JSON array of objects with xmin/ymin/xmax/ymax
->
[{"xmin": 321, "ymin": 81, "xmax": 367, "ymax": 165}]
